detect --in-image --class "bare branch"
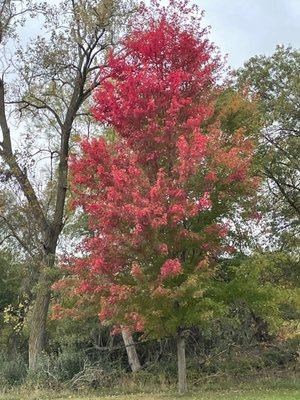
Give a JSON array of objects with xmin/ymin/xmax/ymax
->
[
  {"xmin": 0, "ymin": 78, "xmax": 48, "ymax": 230},
  {"xmin": 0, "ymin": 215, "xmax": 35, "ymax": 258}
]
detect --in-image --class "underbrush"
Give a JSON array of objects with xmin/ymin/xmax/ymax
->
[
  {"xmin": 0, "ymin": 371, "xmax": 299, "ymax": 400},
  {"xmin": 0, "ymin": 336, "xmax": 298, "ymax": 393}
]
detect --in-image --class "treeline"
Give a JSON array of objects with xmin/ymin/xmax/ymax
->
[{"xmin": 0, "ymin": 0, "xmax": 299, "ymax": 394}]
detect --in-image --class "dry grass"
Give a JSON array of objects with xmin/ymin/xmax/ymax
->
[
  {"xmin": 0, "ymin": 388, "xmax": 299, "ymax": 400},
  {"xmin": 0, "ymin": 372, "xmax": 299, "ymax": 400}
]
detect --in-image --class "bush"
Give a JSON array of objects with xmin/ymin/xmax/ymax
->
[
  {"xmin": 24, "ymin": 347, "xmax": 124, "ymax": 390},
  {"xmin": 25, "ymin": 349, "xmax": 86, "ymax": 389},
  {"xmin": 0, "ymin": 353, "xmax": 27, "ymax": 386}
]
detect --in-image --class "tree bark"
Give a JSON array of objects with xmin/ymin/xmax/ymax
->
[
  {"xmin": 177, "ymin": 332, "xmax": 188, "ymax": 394},
  {"xmin": 28, "ymin": 232, "xmax": 57, "ymax": 371},
  {"xmin": 121, "ymin": 328, "xmax": 141, "ymax": 372},
  {"xmin": 28, "ymin": 271, "xmax": 51, "ymax": 370}
]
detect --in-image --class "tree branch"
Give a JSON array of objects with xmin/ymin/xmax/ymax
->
[
  {"xmin": 0, "ymin": 78, "xmax": 48, "ymax": 231},
  {"xmin": 0, "ymin": 215, "xmax": 35, "ymax": 258}
]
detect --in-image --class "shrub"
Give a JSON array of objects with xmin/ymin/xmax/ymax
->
[{"xmin": 0, "ymin": 353, "xmax": 27, "ymax": 386}]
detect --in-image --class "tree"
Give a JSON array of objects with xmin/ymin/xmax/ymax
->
[
  {"xmin": 56, "ymin": 1, "xmax": 259, "ymax": 393},
  {"xmin": 236, "ymin": 46, "xmax": 300, "ymax": 250},
  {"xmin": 0, "ymin": 0, "xmax": 136, "ymax": 369}
]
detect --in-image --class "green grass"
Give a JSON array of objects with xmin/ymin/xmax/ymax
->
[
  {"xmin": 0, "ymin": 374, "xmax": 299, "ymax": 400},
  {"xmin": 0, "ymin": 389, "xmax": 299, "ymax": 400}
]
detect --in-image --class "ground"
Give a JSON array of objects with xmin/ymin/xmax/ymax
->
[
  {"xmin": 1, "ymin": 374, "xmax": 299, "ymax": 400},
  {"xmin": 0, "ymin": 390, "xmax": 300, "ymax": 400}
]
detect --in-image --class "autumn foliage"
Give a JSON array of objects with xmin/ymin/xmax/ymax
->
[{"xmin": 53, "ymin": 1, "xmax": 259, "ymax": 337}]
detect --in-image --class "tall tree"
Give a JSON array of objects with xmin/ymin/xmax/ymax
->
[
  {"xmin": 236, "ymin": 46, "xmax": 300, "ymax": 250},
  {"xmin": 55, "ymin": 1, "xmax": 259, "ymax": 393},
  {"xmin": 0, "ymin": 0, "xmax": 135, "ymax": 369}
]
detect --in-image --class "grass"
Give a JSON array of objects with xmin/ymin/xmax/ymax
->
[
  {"xmin": 0, "ymin": 389, "xmax": 299, "ymax": 400},
  {"xmin": 0, "ymin": 373, "xmax": 299, "ymax": 400}
]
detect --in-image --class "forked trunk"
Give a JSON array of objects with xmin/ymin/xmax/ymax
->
[
  {"xmin": 177, "ymin": 332, "xmax": 188, "ymax": 394},
  {"xmin": 121, "ymin": 328, "xmax": 141, "ymax": 372}
]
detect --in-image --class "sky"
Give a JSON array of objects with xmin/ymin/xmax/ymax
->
[
  {"xmin": 2, "ymin": 0, "xmax": 299, "ymax": 216},
  {"xmin": 198, "ymin": 0, "xmax": 300, "ymax": 68},
  {"xmin": 19, "ymin": 0, "xmax": 300, "ymax": 69}
]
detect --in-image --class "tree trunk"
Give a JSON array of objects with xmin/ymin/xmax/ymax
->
[
  {"xmin": 28, "ymin": 281, "xmax": 51, "ymax": 370},
  {"xmin": 28, "ymin": 248, "xmax": 55, "ymax": 370},
  {"xmin": 177, "ymin": 332, "xmax": 188, "ymax": 394},
  {"xmin": 121, "ymin": 328, "xmax": 141, "ymax": 372}
]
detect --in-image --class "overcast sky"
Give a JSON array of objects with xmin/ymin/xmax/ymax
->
[
  {"xmin": 198, "ymin": 0, "xmax": 300, "ymax": 68},
  {"xmin": 19, "ymin": 0, "xmax": 300, "ymax": 69}
]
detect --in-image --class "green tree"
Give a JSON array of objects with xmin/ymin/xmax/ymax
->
[{"xmin": 236, "ymin": 46, "xmax": 300, "ymax": 250}]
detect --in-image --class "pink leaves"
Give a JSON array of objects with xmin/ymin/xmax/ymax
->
[
  {"xmin": 176, "ymin": 132, "xmax": 207, "ymax": 181},
  {"xmin": 197, "ymin": 191, "xmax": 212, "ymax": 211},
  {"xmin": 160, "ymin": 258, "xmax": 182, "ymax": 279},
  {"xmin": 91, "ymin": 8, "xmax": 219, "ymax": 170},
  {"xmin": 131, "ymin": 262, "xmax": 142, "ymax": 278},
  {"xmin": 158, "ymin": 243, "xmax": 169, "ymax": 255}
]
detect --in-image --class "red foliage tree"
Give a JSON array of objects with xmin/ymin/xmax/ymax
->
[{"xmin": 54, "ymin": 0, "xmax": 259, "ymax": 393}]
